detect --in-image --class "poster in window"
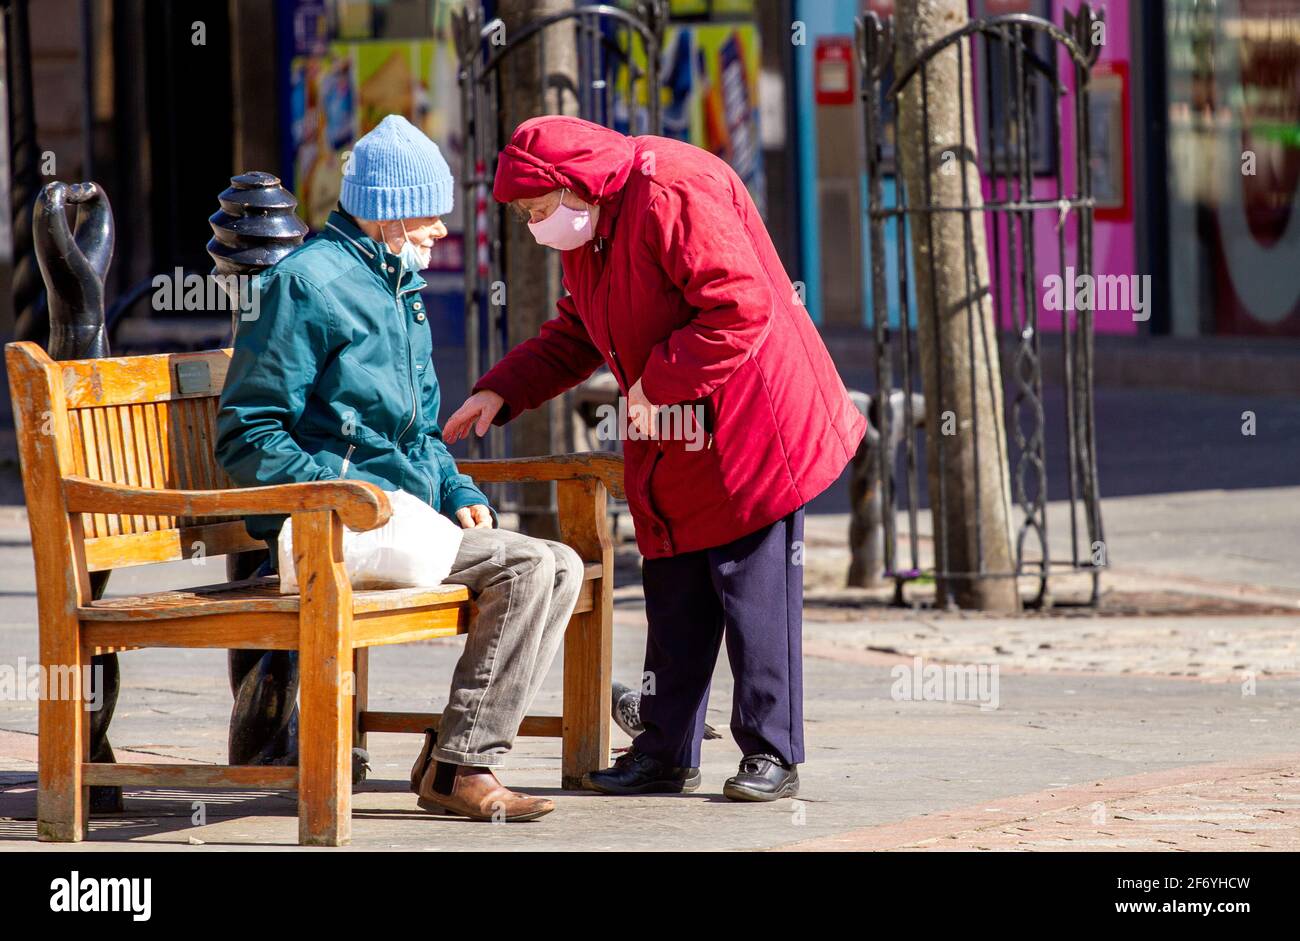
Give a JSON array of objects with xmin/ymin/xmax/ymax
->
[{"xmin": 1088, "ymin": 63, "xmax": 1132, "ymax": 221}]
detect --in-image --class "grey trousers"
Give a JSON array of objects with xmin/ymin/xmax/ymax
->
[{"xmin": 432, "ymin": 527, "xmax": 584, "ymax": 766}]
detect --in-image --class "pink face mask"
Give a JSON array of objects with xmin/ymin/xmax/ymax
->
[{"xmin": 527, "ymin": 190, "xmax": 595, "ymax": 251}]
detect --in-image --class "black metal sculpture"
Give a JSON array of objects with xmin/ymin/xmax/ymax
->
[
  {"xmin": 35, "ymin": 182, "xmax": 113, "ymax": 358},
  {"xmin": 207, "ymin": 171, "xmax": 309, "ymax": 340},
  {"xmin": 205, "ymin": 172, "xmax": 309, "ymax": 769},
  {"xmin": 847, "ymin": 389, "xmax": 926, "ymax": 598},
  {"xmin": 32, "ymin": 180, "xmax": 121, "ymax": 812}
]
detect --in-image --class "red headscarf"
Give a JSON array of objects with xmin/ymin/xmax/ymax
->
[{"xmin": 492, "ymin": 116, "xmax": 636, "ymax": 207}]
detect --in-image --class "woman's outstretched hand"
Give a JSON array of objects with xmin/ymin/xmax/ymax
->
[{"xmin": 443, "ymin": 389, "xmax": 505, "ymax": 444}]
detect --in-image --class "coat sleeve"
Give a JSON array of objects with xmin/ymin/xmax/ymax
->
[
  {"xmin": 417, "ymin": 366, "xmax": 496, "ymax": 523},
  {"xmin": 429, "ymin": 425, "xmax": 498, "ymax": 526},
  {"xmin": 472, "ymin": 284, "xmax": 605, "ymax": 425},
  {"xmin": 215, "ymin": 272, "xmax": 341, "ymax": 487},
  {"xmin": 637, "ymin": 176, "xmax": 776, "ymax": 406}
]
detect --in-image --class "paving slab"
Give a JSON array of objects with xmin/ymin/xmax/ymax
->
[
  {"xmin": 4, "ymin": 609, "xmax": 1299, "ymax": 850},
  {"xmin": 2, "ymin": 488, "xmax": 1298, "ymax": 851}
]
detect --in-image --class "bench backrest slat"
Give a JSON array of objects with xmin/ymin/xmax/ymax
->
[{"xmin": 6, "ymin": 343, "xmax": 263, "ymax": 575}]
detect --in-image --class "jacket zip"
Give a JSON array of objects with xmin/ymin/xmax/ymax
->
[
  {"xmin": 394, "ymin": 276, "xmax": 438, "ymax": 506},
  {"xmin": 395, "ymin": 279, "xmax": 419, "ymax": 444},
  {"xmin": 329, "ymin": 222, "xmax": 439, "ymax": 507},
  {"xmin": 340, "ymin": 443, "xmax": 356, "ymax": 477},
  {"xmin": 585, "ymin": 245, "xmax": 627, "ymax": 391}
]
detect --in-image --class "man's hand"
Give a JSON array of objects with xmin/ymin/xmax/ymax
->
[
  {"xmin": 628, "ymin": 378, "xmax": 659, "ymax": 439},
  {"xmin": 444, "ymin": 390, "xmax": 505, "ymax": 444},
  {"xmin": 455, "ymin": 505, "xmax": 493, "ymax": 529}
]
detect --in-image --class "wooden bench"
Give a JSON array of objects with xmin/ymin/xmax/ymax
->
[{"xmin": 6, "ymin": 340, "xmax": 624, "ymax": 846}]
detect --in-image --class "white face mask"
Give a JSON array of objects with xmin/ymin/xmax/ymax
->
[
  {"xmin": 528, "ymin": 190, "xmax": 595, "ymax": 251},
  {"xmin": 393, "ymin": 219, "xmax": 432, "ymax": 272}
]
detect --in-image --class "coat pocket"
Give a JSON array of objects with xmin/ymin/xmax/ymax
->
[
  {"xmin": 646, "ymin": 433, "xmax": 728, "ymax": 534},
  {"xmin": 622, "ymin": 444, "xmax": 666, "ymax": 532},
  {"xmin": 307, "ymin": 430, "xmax": 383, "ymax": 482}
]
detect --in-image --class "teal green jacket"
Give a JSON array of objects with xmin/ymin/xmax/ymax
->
[{"xmin": 215, "ymin": 210, "xmax": 493, "ymax": 543}]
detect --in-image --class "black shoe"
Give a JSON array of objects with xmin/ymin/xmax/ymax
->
[
  {"xmin": 723, "ymin": 754, "xmax": 799, "ymax": 802},
  {"xmin": 582, "ymin": 750, "xmax": 701, "ymax": 795}
]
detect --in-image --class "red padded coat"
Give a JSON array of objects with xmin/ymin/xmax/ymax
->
[{"xmin": 476, "ymin": 117, "xmax": 866, "ymax": 558}]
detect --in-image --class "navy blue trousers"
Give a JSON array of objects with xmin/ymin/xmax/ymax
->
[{"xmin": 633, "ymin": 507, "xmax": 805, "ymax": 768}]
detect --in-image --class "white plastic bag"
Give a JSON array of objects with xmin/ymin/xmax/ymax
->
[{"xmin": 277, "ymin": 488, "xmax": 463, "ymax": 594}]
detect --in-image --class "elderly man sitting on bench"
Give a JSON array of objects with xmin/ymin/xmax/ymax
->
[{"xmin": 215, "ymin": 114, "xmax": 582, "ymax": 823}]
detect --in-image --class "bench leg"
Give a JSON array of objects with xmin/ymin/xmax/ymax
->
[
  {"xmin": 295, "ymin": 511, "xmax": 353, "ymax": 847},
  {"xmin": 351, "ymin": 648, "xmax": 370, "ymax": 785},
  {"xmin": 558, "ymin": 479, "xmax": 613, "ymax": 789},
  {"xmin": 38, "ymin": 627, "xmax": 88, "ymax": 842},
  {"xmin": 562, "ymin": 606, "xmax": 612, "ymax": 789},
  {"xmin": 353, "ymin": 648, "xmax": 368, "ymax": 756}
]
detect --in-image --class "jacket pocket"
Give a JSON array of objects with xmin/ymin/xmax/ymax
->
[
  {"xmin": 307, "ymin": 430, "xmax": 382, "ymax": 481},
  {"xmin": 647, "ymin": 433, "xmax": 728, "ymax": 534},
  {"xmin": 623, "ymin": 444, "xmax": 662, "ymax": 524},
  {"xmin": 642, "ymin": 447, "xmax": 667, "ymax": 520},
  {"xmin": 639, "ymin": 447, "xmax": 674, "ymax": 552},
  {"xmin": 696, "ymin": 396, "xmax": 715, "ymax": 450}
]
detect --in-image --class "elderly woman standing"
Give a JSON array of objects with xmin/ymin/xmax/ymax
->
[{"xmin": 444, "ymin": 116, "xmax": 866, "ymax": 802}]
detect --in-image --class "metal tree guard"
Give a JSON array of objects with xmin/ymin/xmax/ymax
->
[
  {"xmin": 857, "ymin": 6, "xmax": 1106, "ymax": 608},
  {"xmin": 453, "ymin": 0, "xmax": 666, "ymax": 472}
]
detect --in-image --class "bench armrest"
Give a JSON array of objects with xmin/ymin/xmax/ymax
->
[
  {"xmin": 459, "ymin": 452, "xmax": 625, "ymax": 500},
  {"xmin": 62, "ymin": 476, "xmax": 393, "ymax": 532}
]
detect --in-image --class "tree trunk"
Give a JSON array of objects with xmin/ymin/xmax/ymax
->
[
  {"xmin": 894, "ymin": 0, "xmax": 1020, "ymax": 612},
  {"xmin": 497, "ymin": 0, "xmax": 578, "ymax": 539}
]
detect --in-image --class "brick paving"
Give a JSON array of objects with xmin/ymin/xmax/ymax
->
[{"xmin": 776, "ymin": 754, "xmax": 1300, "ymax": 851}]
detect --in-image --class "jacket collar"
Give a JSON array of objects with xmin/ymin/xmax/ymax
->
[
  {"xmin": 323, "ymin": 209, "xmax": 427, "ymax": 294},
  {"xmin": 594, "ymin": 188, "xmax": 622, "ymax": 247}
]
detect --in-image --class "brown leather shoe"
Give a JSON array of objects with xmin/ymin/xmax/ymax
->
[
  {"xmin": 416, "ymin": 761, "xmax": 555, "ymax": 822},
  {"xmin": 409, "ymin": 729, "xmax": 437, "ymax": 794}
]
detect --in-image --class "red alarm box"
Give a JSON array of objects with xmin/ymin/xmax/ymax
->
[{"xmin": 814, "ymin": 36, "xmax": 855, "ymax": 107}]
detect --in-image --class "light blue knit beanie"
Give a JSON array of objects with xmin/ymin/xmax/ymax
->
[{"xmin": 340, "ymin": 114, "xmax": 454, "ymax": 220}]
